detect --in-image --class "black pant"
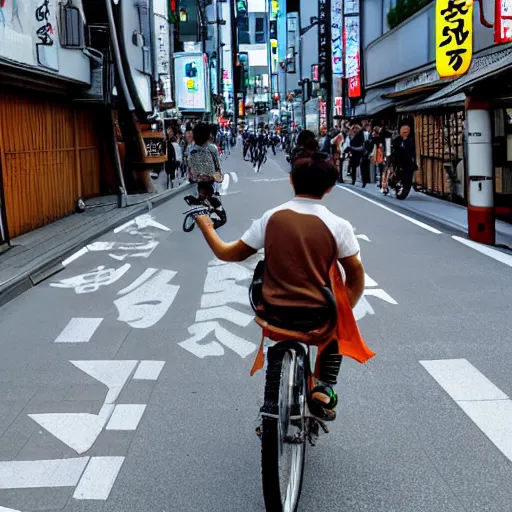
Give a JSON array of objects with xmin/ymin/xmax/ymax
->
[
  {"xmin": 349, "ymin": 155, "xmax": 362, "ymax": 184},
  {"xmin": 360, "ymin": 158, "xmax": 370, "ymax": 186}
]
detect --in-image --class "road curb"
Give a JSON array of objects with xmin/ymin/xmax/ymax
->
[{"xmin": 0, "ymin": 183, "xmax": 193, "ymax": 309}]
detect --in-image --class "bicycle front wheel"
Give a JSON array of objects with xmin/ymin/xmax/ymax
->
[
  {"xmin": 183, "ymin": 214, "xmax": 196, "ymax": 232},
  {"xmin": 261, "ymin": 347, "xmax": 306, "ymax": 512}
]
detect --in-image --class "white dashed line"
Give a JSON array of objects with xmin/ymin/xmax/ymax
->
[
  {"xmin": 55, "ymin": 318, "xmax": 103, "ymax": 343},
  {"xmin": 106, "ymin": 404, "xmax": 147, "ymax": 431},
  {"xmin": 73, "ymin": 457, "xmax": 125, "ymax": 500}
]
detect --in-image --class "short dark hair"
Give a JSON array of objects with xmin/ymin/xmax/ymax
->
[
  {"xmin": 193, "ymin": 123, "xmax": 211, "ymax": 146},
  {"xmin": 291, "ymin": 155, "xmax": 338, "ymax": 198},
  {"xmin": 296, "ymin": 129, "xmax": 316, "ymax": 147}
]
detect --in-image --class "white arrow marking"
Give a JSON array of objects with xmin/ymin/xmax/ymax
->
[
  {"xmin": 114, "ymin": 213, "xmax": 170, "ymax": 234},
  {"xmin": 353, "ymin": 296, "xmax": 375, "ymax": 322},
  {"xmin": 364, "ymin": 288, "xmax": 398, "ymax": 304},
  {"xmin": 356, "ymin": 234, "xmax": 371, "ymax": 242},
  {"xmin": 195, "ymin": 306, "xmax": 253, "ymax": 327},
  {"xmin": 364, "ymin": 274, "xmax": 378, "ymax": 287},
  {"xmin": 71, "ymin": 361, "xmax": 138, "ymax": 404},
  {"xmin": 0, "ymin": 458, "xmax": 89, "ymax": 489},
  {"xmin": 28, "ymin": 407, "xmax": 112, "ymax": 455}
]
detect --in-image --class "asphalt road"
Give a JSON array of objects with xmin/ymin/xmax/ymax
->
[{"xmin": 0, "ymin": 147, "xmax": 511, "ymax": 512}]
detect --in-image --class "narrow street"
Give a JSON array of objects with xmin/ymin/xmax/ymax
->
[{"xmin": 0, "ymin": 150, "xmax": 511, "ymax": 512}]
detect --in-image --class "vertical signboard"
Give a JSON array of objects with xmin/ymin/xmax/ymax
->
[
  {"xmin": 174, "ymin": 53, "xmax": 207, "ymax": 111},
  {"xmin": 318, "ymin": 0, "xmax": 328, "ymax": 86},
  {"xmin": 435, "ymin": 0, "xmax": 473, "ymax": 78},
  {"xmin": 495, "ymin": 0, "xmax": 512, "ymax": 44},
  {"xmin": 344, "ymin": 5, "xmax": 361, "ymax": 99},
  {"xmin": 34, "ymin": 0, "xmax": 59, "ymax": 70},
  {"xmin": 331, "ymin": 0, "xmax": 343, "ymax": 75}
]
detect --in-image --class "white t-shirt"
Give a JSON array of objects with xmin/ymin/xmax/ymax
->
[{"xmin": 241, "ymin": 197, "xmax": 359, "ymax": 259}]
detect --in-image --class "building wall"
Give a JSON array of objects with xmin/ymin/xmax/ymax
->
[
  {"xmin": 299, "ymin": 0, "xmax": 318, "ymax": 83},
  {"xmin": 0, "ymin": 0, "xmax": 90, "ymax": 84}
]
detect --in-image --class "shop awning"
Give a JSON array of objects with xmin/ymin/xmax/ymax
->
[
  {"xmin": 381, "ymin": 83, "xmax": 444, "ymax": 99},
  {"xmin": 396, "ymin": 92, "xmax": 466, "ymax": 112},
  {"xmin": 353, "ymin": 87, "xmax": 397, "ymax": 117},
  {"xmin": 423, "ymin": 48, "xmax": 512, "ymax": 103}
]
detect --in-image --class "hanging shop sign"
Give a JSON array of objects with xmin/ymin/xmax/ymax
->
[
  {"xmin": 345, "ymin": 15, "xmax": 361, "ymax": 98},
  {"xmin": 174, "ymin": 53, "xmax": 207, "ymax": 111},
  {"xmin": 318, "ymin": 0, "xmax": 328, "ymax": 86},
  {"xmin": 436, "ymin": 0, "xmax": 473, "ymax": 79},
  {"xmin": 311, "ymin": 64, "xmax": 319, "ymax": 82},
  {"xmin": 495, "ymin": 0, "xmax": 512, "ymax": 44},
  {"xmin": 331, "ymin": 0, "xmax": 343, "ymax": 75},
  {"xmin": 335, "ymin": 96, "xmax": 343, "ymax": 116},
  {"xmin": 270, "ymin": 0, "xmax": 278, "ymax": 20},
  {"xmin": 344, "ymin": 0, "xmax": 359, "ymax": 15}
]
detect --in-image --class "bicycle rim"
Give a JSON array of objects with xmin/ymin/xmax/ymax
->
[
  {"xmin": 261, "ymin": 349, "xmax": 306, "ymax": 512},
  {"xmin": 183, "ymin": 214, "xmax": 195, "ymax": 232}
]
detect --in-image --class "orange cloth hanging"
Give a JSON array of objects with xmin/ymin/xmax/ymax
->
[{"xmin": 250, "ymin": 259, "xmax": 375, "ymax": 376}]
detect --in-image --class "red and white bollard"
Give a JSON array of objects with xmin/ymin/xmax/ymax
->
[{"xmin": 465, "ymin": 97, "xmax": 495, "ymax": 246}]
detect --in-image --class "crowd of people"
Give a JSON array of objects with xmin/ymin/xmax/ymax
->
[{"xmin": 289, "ymin": 119, "xmax": 418, "ymax": 200}]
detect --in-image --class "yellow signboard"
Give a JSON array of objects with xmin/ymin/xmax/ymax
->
[{"xmin": 436, "ymin": 0, "xmax": 473, "ymax": 79}]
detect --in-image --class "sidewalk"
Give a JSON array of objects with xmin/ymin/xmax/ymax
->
[
  {"xmin": 348, "ymin": 184, "xmax": 512, "ymax": 249},
  {"xmin": 0, "ymin": 183, "xmax": 192, "ymax": 308}
]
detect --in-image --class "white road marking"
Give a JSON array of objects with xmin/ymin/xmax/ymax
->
[
  {"xmin": 71, "ymin": 360, "xmax": 138, "ymax": 404},
  {"xmin": 50, "ymin": 264, "xmax": 131, "ymax": 294},
  {"xmin": 28, "ymin": 411, "xmax": 109, "ymax": 455},
  {"xmin": 114, "ymin": 269, "xmax": 180, "ymax": 329},
  {"xmin": 0, "ymin": 506, "xmax": 22, "ymax": 511},
  {"xmin": 452, "ymin": 236, "xmax": 512, "ymax": 268},
  {"xmin": 421, "ymin": 359, "xmax": 512, "ymax": 462},
  {"xmin": 106, "ymin": 405, "xmax": 147, "ymax": 431},
  {"xmin": 203, "ymin": 263, "xmax": 252, "ymax": 293},
  {"xmin": 337, "ymin": 185, "xmax": 443, "ymax": 234},
  {"xmin": 356, "ymin": 234, "xmax": 371, "ymax": 242},
  {"xmin": 353, "ymin": 296, "xmax": 375, "ymax": 321},
  {"xmin": 364, "ymin": 288, "xmax": 398, "ymax": 304},
  {"xmin": 230, "ymin": 172, "xmax": 239, "ymax": 183},
  {"xmin": 114, "ymin": 214, "xmax": 170, "ymax": 234},
  {"xmin": 87, "ymin": 240, "xmax": 160, "ymax": 261},
  {"xmin": 364, "ymin": 274, "xmax": 378, "ymax": 287},
  {"xmin": 117, "ymin": 268, "xmax": 158, "ymax": 296},
  {"xmin": 179, "ymin": 322, "xmax": 257, "ymax": 359},
  {"xmin": 0, "ymin": 458, "xmax": 89, "ymax": 489},
  {"xmin": 195, "ymin": 306, "xmax": 253, "ymax": 327},
  {"xmin": 133, "ymin": 360, "xmax": 166, "ymax": 380},
  {"xmin": 200, "ymin": 284, "xmax": 250, "ymax": 308},
  {"xmin": 55, "ymin": 318, "xmax": 103, "ymax": 343},
  {"xmin": 420, "ymin": 359, "xmax": 508, "ymax": 401},
  {"xmin": 63, "ymin": 247, "xmax": 89, "ymax": 267},
  {"xmin": 73, "ymin": 457, "xmax": 125, "ymax": 500}
]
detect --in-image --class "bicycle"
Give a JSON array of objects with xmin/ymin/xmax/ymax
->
[
  {"xmin": 251, "ymin": 276, "xmax": 337, "ymax": 511},
  {"xmin": 182, "ymin": 195, "xmax": 227, "ymax": 232}
]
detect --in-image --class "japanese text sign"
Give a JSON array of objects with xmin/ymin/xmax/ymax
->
[
  {"xmin": 495, "ymin": 0, "xmax": 512, "ymax": 44},
  {"xmin": 436, "ymin": 0, "xmax": 473, "ymax": 79}
]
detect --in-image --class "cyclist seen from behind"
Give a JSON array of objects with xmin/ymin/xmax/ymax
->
[{"xmin": 195, "ymin": 154, "xmax": 372, "ymax": 420}]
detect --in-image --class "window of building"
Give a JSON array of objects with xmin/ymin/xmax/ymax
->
[{"xmin": 255, "ymin": 17, "xmax": 265, "ymax": 44}]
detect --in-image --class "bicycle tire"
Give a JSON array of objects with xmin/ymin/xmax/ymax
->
[
  {"xmin": 183, "ymin": 214, "xmax": 196, "ymax": 232},
  {"xmin": 261, "ymin": 347, "xmax": 306, "ymax": 512}
]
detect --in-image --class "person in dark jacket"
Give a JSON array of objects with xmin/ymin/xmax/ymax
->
[{"xmin": 390, "ymin": 124, "xmax": 417, "ymax": 199}]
